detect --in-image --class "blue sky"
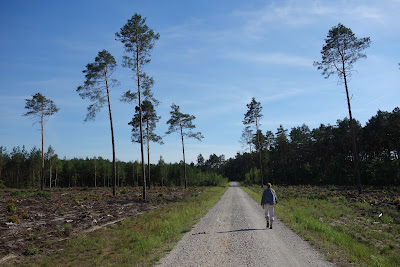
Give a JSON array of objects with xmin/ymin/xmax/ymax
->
[{"xmin": 1, "ymin": 0, "xmax": 399, "ymax": 164}]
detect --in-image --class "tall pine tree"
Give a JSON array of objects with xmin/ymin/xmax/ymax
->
[
  {"xmin": 314, "ymin": 23, "xmax": 370, "ymax": 194},
  {"xmin": 116, "ymin": 13, "xmax": 159, "ymax": 200},
  {"xmin": 243, "ymin": 97, "xmax": 264, "ymax": 186},
  {"xmin": 23, "ymin": 93, "xmax": 59, "ymax": 190},
  {"xmin": 166, "ymin": 104, "xmax": 203, "ymax": 188},
  {"xmin": 77, "ymin": 50, "xmax": 118, "ymax": 195}
]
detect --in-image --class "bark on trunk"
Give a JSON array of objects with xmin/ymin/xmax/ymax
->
[
  {"xmin": 147, "ymin": 119, "xmax": 151, "ymax": 189},
  {"xmin": 180, "ymin": 121, "xmax": 187, "ymax": 188},
  {"xmin": 41, "ymin": 104, "xmax": 44, "ymax": 191},
  {"xmin": 94, "ymin": 160, "xmax": 97, "ymax": 188},
  {"xmin": 105, "ymin": 67, "xmax": 117, "ymax": 196},
  {"xmin": 49, "ymin": 164, "xmax": 52, "ymax": 188},
  {"xmin": 137, "ymin": 44, "xmax": 146, "ymax": 200},
  {"xmin": 343, "ymin": 72, "xmax": 362, "ymax": 194},
  {"xmin": 256, "ymin": 117, "xmax": 263, "ymax": 187}
]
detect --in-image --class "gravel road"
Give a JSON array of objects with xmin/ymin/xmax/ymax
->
[{"xmin": 157, "ymin": 182, "xmax": 335, "ymax": 267}]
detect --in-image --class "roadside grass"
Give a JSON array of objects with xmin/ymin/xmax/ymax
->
[
  {"xmin": 243, "ymin": 185, "xmax": 400, "ymax": 267},
  {"xmin": 10, "ymin": 185, "xmax": 227, "ymax": 267}
]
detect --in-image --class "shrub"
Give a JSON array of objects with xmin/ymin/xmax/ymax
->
[
  {"xmin": 120, "ymin": 187, "xmax": 128, "ymax": 194},
  {"xmin": 20, "ymin": 210, "xmax": 30, "ymax": 219},
  {"xmin": 10, "ymin": 190, "xmax": 23, "ymax": 196},
  {"xmin": 369, "ymin": 198, "xmax": 378, "ymax": 205},
  {"xmin": 23, "ymin": 243, "xmax": 39, "ymax": 255},
  {"xmin": 0, "ymin": 180, "xmax": 5, "ymax": 189},
  {"xmin": 55, "ymin": 201, "xmax": 65, "ymax": 214},
  {"xmin": 243, "ymin": 168, "xmax": 260, "ymax": 186},
  {"xmin": 28, "ymin": 234, "xmax": 38, "ymax": 241},
  {"xmin": 64, "ymin": 223, "xmax": 73, "ymax": 235},
  {"xmin": 7, "ymin": 203, "xmax": 17, "ymax": 213},
  {"xmin": 328, "ymin": 185, "xmax": 337, "ymax": 191},
  {"xmin": 34, "ymin": 191, "xmax": 51, "ymax": 197},
  {"xmin": 74, "ymin": 197, "xmax": 83, "ymax": 205},
  {"xmin": 7, "ymin": 216, "xmax": 20, "ymax": 224}
]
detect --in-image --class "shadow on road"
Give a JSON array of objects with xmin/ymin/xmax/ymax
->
[{"xmin": 217, "ymin": 228, "xmax": 265, "ymax": 234}]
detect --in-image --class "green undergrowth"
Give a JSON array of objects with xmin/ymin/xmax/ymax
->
[
  {"xmin": 244, "ymin": 185, "xmax": 400, "ymax": 267},
  {"xmin": 11, "ymin": 185, "xmax": 228, "ymax": 267}
]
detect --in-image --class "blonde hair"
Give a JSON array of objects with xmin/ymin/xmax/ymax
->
[{"xmin": 267, "ymin": 183, "xmax": 272, "ymax": 188}]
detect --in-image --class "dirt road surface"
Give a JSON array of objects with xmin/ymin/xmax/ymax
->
[{"xmin": 157, "ymin": 182, "xmax": 334, "ymax": 267}]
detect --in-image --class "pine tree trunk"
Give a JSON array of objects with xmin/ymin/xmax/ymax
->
[
  {"xmin": 41, "ymin": 105, "xmax": 44, "ymax": 191},
  {"xmin": 256, "ymin": 118, "xmax": 263, "ymax": 187},
  {"xmin": 94, "ymin": 160, "xmax": 97, "ymax": 187},
  {"xmin": 147, "ymin": 119, "xmax": 151, "ymax": 189},
  {"xmin": 249, "ymin": 143, "xmax": 255, "ymax": 184},
  {"xmin": 343, "ymin": 71, "xmax": 362, "ymax": 194},
  {"xmin": 180, "ymin": 122, "xmax": 187, "ymax": 188},
  {"xmin": 49, "ymin": 164, "xmax": 52, "ymax": 188},
  {"xmin": 105, "ymin": 67, "xmax": 117, "ymax": 196},
  {"xmin": 137, "ymin": 44, "xmax": 146, "ymax": 200}
]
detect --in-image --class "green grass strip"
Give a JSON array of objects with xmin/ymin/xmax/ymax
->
[
  {"xmin": 243, "ymin": 186, "xmax": 396, "ymax": 267},
  {"xmin": 13, "ymin": 186, "xmax": 227, "ymax": 267}
]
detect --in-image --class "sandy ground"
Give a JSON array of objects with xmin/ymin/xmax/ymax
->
[{"xmin": 157, "ymin": 182, "xmax": 335, "ymax": 267}]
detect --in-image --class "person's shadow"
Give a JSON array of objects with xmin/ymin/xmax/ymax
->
[{"xmin": 217, "ymin": 228, "xmax": 265, "ymax": 234}]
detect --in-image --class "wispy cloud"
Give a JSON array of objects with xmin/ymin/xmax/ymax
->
[
  {"xmin": 224, "ymin": 51, "xmax": 312, "ymax": 68},
  {"xmin": 259, "ymin": 88, "xmax": 306, "ymax": 103},
  {"xmin": 232, "ymin": 0, "xmax": 399, "ymax": 40}
]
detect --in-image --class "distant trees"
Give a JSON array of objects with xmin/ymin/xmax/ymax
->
[
  {"xmin": 45, "ymin": 145, "xmax": 57, "ymax": 188},
  {"xmin": 243, "ymin": 97, "xmax": 264, "ymax": 186},
  {"xmin": 116, "ymin": 13, "xmax": 159, "ymax": 200},
  {"xmin": 77, "ymin": 49, "xmax": 118, "ymax": 196},
  {"xmin": 0, "ymin": 149, "xmax": 229, "ymax": 188},
  {"xmin": 23, "ymin": 93, "xmax": 59, "ymax": 190},
  {"xmin": 166, "ymin": 104, "xmax": 203, "ymax": 188},
  {"xmin": 224, "ymin": 107, "xmax": 400, "ymax": 186},
  {"xmin": 314, "ymin": 23, "xmax": 370, "ymax": 194},
  {"xmin": 155, "ymin": 156, "xmax": 167, "ymax": 187},
  {"xmin": 2, "ymin": 104, "xmax": 400, "ymax": 188},
  {"xmin": 0, "ymin": 146, "xmax": 7, "ymax": 181}
]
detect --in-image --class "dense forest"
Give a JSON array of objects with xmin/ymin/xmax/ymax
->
[
  {"xmin": 226, "ymin": 107, "xmax": 400, "ymax": 187},
  {"xmin": 0, "ymin": 147, "xmax": 226, "ymax": 189},
  {"xmin": 1, "ymin": 107, "xmax": 399, "ymax": 189}
]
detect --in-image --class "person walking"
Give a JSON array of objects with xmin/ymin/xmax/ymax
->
[{"xmin": 261, "ymin": 183, "xmax": 278, "ymax": 229}]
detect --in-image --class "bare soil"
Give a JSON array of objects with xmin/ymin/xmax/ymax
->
[{"xmin": 0, "ymin": 186, "xmax": 201, "ymax": 263}]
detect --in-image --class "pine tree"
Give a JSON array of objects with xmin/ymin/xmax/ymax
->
[
  {"xmin": 116, "ymin": 13, "xmax": 159, "ymax": 200},
  {"xmin": 23, "ymin": 93, "xmax": 59, "ymax": 190},
  {"xmin": 314, "ymin": 23, "xmax": 370, "ymax": 194},
  {"xmin": 77, "ymin": 49, "xmax": 118, "ymax": 195},
  {"xmin": 243, "ymin": 97, "xmax": 264, "ymax": 186},
  {"xmin": 166, "ymin": 104, "xmax": 203, "ymax": 188}
]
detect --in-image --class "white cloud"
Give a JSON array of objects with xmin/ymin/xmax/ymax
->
[
  {"xmin": 224, "ymin": 51, "xmax": 312, "ymax": 67},
  {"xmin": 232, "ymin": 0, "xmax": 399, "ymax": 40},
  {"xmin": 259, "ymin": 88, "xmax": 306, "ymax": 103}
]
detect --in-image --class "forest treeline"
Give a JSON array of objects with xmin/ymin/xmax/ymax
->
[
  {"xmin": 226, "ymin": 107, "xmax": 400, "ymax": 186},
  {"xmin": 0, "ymin": 146, "xmax": 227, "ymax": 189},
  {"xmin": 1, "ymin": 107, "xmax": 399, "ymax": 189}
]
